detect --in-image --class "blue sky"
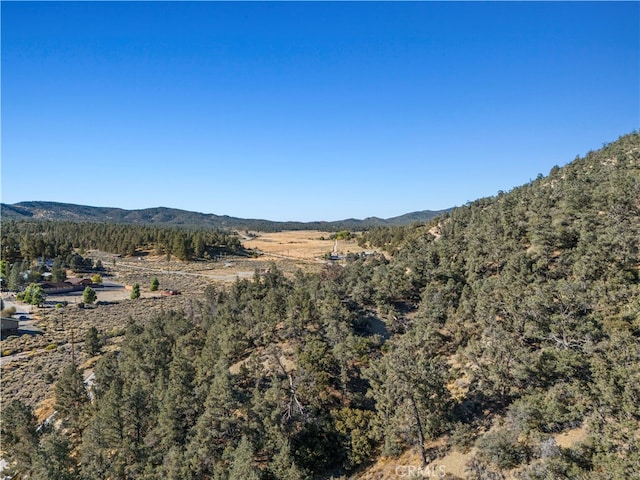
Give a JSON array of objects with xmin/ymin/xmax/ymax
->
[{"xmin": 2, "ymin": 2, "xmax": 638, "ymax": 222}]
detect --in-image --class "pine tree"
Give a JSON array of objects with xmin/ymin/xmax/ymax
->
[
  {"xmin": 229, "ymin": 436, "xmax": 260, "ymax": 480},
  {"xmin": 156, "ymin": 343, "xmax": 199, "ymax": 449},
  {"xmin": 0, "ymin": 400, "xmax": 39, "ymax": 476},
  {"xmin": 32, "ymin": 430, "xmax": 79, "ymax": 480},
  {"xmin": 83, "ymin": 286, "xmax": 97, "ymax": 305},
  {"xmin": 184, "ymin": 360, "xmax": 239, "ymax": 478},
  {"xmin": 55, "ymin": 362, "xmax": 89, "ymax": 437},
  {"xmin": 269, "ymin": 439, "xmax": 308, "ymax": 480},
  {"xmin": 366, "ymin": 325, "xmax": 451, "ymax": 466},
  {"xmin": 81, "ymin": 380, "xmax": 126, "ymax": 479},
  {"xmin": 85, "ymin": 326, "xmax": 102, "ymax": 355}
]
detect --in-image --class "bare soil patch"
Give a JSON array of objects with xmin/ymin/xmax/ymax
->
[
  {"xmin": 554, "ymin": 424, "xmax": 588, "ymax": 448},
  {"xmin": 352, "ymin": 440, "xmax": 465, "ymax": 480}
]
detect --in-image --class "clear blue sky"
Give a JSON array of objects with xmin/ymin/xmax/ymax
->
[{"xmin": 2, "ymin": 2, "xmax": 638, "ymax": 222}]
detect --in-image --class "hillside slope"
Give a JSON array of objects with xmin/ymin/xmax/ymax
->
[{"xmin": 351, "ymin": 131, "xmax": 640, "ymax": 477}]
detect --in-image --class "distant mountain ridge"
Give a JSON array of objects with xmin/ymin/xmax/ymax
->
[{"xmin": 0, "ymin": 201, "xmax": 447, "ymax": 231}]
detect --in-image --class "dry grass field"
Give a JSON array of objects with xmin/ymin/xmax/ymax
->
[{"xmin": 243, "ymin": 230, "xmax": 369, "ymax": 261}]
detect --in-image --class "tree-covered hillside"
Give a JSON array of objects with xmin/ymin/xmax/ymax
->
[
  {"xmin": 0, "ymin": 201, "xmax": 446, "ymax": 232},
  {"xmin": 2, "ymin": 132, "xmax": 638, "ymax": 479}
]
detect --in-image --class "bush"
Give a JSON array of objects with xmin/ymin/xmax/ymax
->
[
  {"xmin": 476, "ymin": 429, "xmax": 530, "ymax": 470},
  {"xmin": 1, "ymin": 306, "xmax": 17, "ymax": 317},
  {"xmin": 333, "ymin": 407, "xmax": 381, "ymax": 469},
  {"xmin": 449, "ymin": 422, "xmax": 478, "ymax": 453},
  {"xmin": 106, "ymin": 328, "xmax": 126, "ymax": 338},
  {"xmin": 1, "ymin": 349, "xmax": 14, "ymax": 357},
  {"xmin": 45, "ymin": 343, "xmax": 57, "ymax": 351},
  {"xmin": 508, "ymin": 385, "xmax": 585, "ymax": 434},
  {"xmin": 83, "ymin": 287, "xmax": 97, "ymax": 305},
  {"xmin": 130, "ymin": 283, "xmax": 140, "ymax": 300}
]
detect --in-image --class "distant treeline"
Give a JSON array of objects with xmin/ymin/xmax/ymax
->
[
  {"xmin": 1, "ymin": 201, "xmax": 447, "ymax": 233},
  {"xmin": 0, "ymin": 221, "xmax": 244, "ymax": 263}
]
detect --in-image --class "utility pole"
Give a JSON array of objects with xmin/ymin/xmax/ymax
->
[{"xmin": 70, "ymin": 328, "xmax": 76, "ymax": 365}]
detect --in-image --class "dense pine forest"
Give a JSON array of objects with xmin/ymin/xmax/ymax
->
[
  {"xmin": 2, "ymin": 132, "xmax": 639, "ymax": 479},
  {"xmin": 0, "ymin": 221, "xmax": 244, "ymax": 263}
]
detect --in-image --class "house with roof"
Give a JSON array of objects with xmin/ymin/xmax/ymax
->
[{"xmin": 39, "ymin": 277, "xmax": 93, "ymax": 294}]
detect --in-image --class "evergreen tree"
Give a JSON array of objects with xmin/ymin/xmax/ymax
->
[
  {"xmin": 83, "ymin": 286, "xmax": 97, "ymax": 305},
  {"xmin": 229, "ymin": 436, "xmax": 260, "ymax": 480},
  {"xmin": 32, "ymin": 430, "xmax": 79, "ymax": 480},
  {"xmin": 155, "ymin": 341, "xmax": 199, "ymax": 450},
  {"xmin": 184, "ymin": 360, "xmax": 239, "ymax": 478},
  {"xmin": 269, "ymin": 440, "xmax": 308, "ymax": 480},
  {"xmin": 0, "ymin": 400, "xmax": 39, "ymax": 476},
  {"xmin": 0, "ymin": 259, "xmax": 9, "ymax": 280},
  {"xmin": 55, "ymin": 362, "xmax": 89, "ymax": 437},
  {"xmin": 367, "ymin": 325, "xmax": 451, "ymax": 466},
  {"xmin": 85, "ymin": 326, "xmax": 102, "ymax": 356},
  {"xmin": 52, "ymin": 256, "xmax": 67, "ymax": 282},
  {"xmin": 81, "ymin": 379, "xmax": 127, "ymax": 479}
]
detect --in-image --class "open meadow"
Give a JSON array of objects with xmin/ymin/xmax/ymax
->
[{"xmin": 242, "ymin": 230, "xmax": 370, "ymax": 261}]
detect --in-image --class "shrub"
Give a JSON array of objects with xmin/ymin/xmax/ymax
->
[
  {"xmin": 476, "ymin": 429, "xmax": 530, "ymax": 470},
  {"xmin": 333, "ymin": 407, "xmax": 381, "ymax": 469},
  {"xmin": 45, "ymin": 343, "xmax": 57, "ymax": 351},
  {"xmin": 83, "ymin": 287, "xmax": 97, "ymax": 305},
  {"xmin": 130, "ymin": 283, "xmax": 140, "ymax": 300},
  {"xmin": 105, "ymin": 328, "xmax": 126, "ymax": 338},
  {"xmin": 449, "ymin": 422, "xmax": 478, "ymax": 453},
  {"xmin": 1, "ymin": 306, "xmax": 17, "ymax": 317}
]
